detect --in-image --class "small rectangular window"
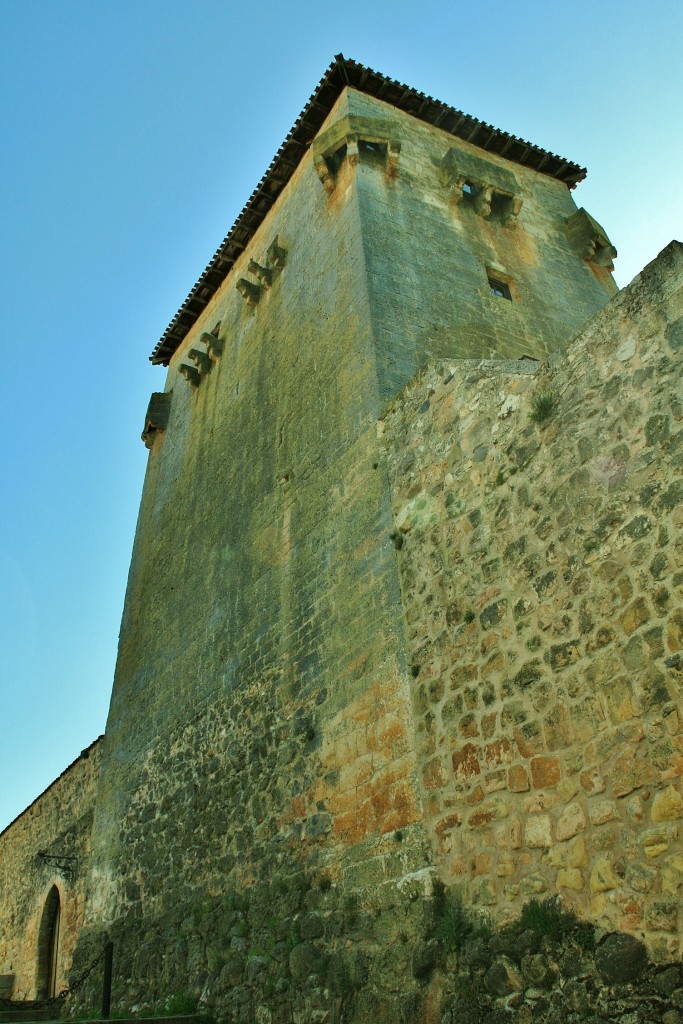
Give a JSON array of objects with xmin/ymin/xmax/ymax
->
[
  {"xmin": 359, "ymin": 139, "xmax": 387, "ymax": 158},
  {"xmin": 462, "ymin": 180, "xmax": 478, "ymax": 196},
  {"xmin": 488, "ymin": 277, "xmax": 512, "ymax": 300}
]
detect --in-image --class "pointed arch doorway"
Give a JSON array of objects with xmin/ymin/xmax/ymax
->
[{"xmin": 36, "ymin": 886, "xmax": 61, "ymax": 998}]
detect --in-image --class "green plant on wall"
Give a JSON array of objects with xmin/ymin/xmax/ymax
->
[
  {"xmin": 530, "ymin": 389, "xmax": 556, "ymax": 424},
  {"xmin": 162, "ymin": 993, "xmax": 199, "ymax": 1016},
  {"xmin": 513, "ymin": 896, "xmax": 595, "ymax": 948},
  {"xmin": 433, "ymin": 887, "xmax": 491, "ymax": 953}
]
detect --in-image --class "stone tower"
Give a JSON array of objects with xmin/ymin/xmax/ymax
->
[
  {"xmin": 10, "ymin": 54, "xmax": 683, "ymax": 1024},
  {"xmin": 77, "ymin": 55, "xmax": 622, "ymax": 1014},
  {"xmin": 5, "ymin": 52, "xmax": 683, "ymax": 1024}
]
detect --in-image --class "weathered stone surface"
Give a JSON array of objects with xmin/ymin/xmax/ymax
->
[
  {"xmin": 484, "ymin": 955, "xmax": 523, "ymax": 996},
  {"xmin": 655, "ymin": 966, "xmax": 682, "ymax": 997},
  {"xmin": 594, "ymin": 933, "xmax": 648, "ymax": 983},
  {"xmin": 411, "ymin": 939, "xmax": 440, "ymax": 982},
  {"xmin": 0, "ymin": 740, "xmax": 102, "ymax": 999},
  {"xmin": 524, "ymin": 816, "xmax": 553, "ymax": 849},
  {"xmin": 556, "ymin": 802, "xmax": 586, "ymax": 841},
  {"xmin": 383, "ymin": 241, "xmax": 683, "ymax": 954},
  {"xmin": 651, "ymin": 786, "xmax": 683, "ymax": 822}
]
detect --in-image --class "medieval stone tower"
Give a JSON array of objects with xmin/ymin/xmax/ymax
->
[{"xmin": 2, "ymin": 56, "xmax": 681, "ymax": 1024}]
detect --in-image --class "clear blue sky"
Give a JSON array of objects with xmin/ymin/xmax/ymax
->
[{"xmin": 1, "ymin": 0, "xmax": 681, "ymax": 832}]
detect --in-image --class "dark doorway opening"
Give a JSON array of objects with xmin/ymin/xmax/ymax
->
[{"xmin": 36, "ymin": 886, "xmax": 61, "ymax": 998}]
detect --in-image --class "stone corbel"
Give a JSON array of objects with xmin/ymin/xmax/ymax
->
[
  {"xmin": 236, "ymin": 278, "xmax": 262, "ymax": 306},
  {"xmin": 178, "ymin": 364, "xmax": 201, "ymax": 388},
  {"xmin": 141, "ymin": 391, "xmax": 172, "ymax": 448},
  {"xmin": 447, "ymin": 174, "xmax": 467, "ymax": 205},
  {"xmin": 386, "ymin": 140, "xmax": 401, "ymax": 178},
  {"xmin": 314, "ymin": 155, "xmax": 335, "ymax": 196},
  {"xmin": 248, "ymin": 260, "xmax": 273, "ymax": 287},
  {"xmin": 267, "ymin": 235, "xmax": 287, "ymax": 270},
  {"xmin": 189, "ymin": 348, "xmax": 212, "ymax": 375},
  {"xmin": 500, "ymin": 194, "xmax": 523, "ymax": 228},
  {"xmin": 586, "ymin": 238, "xmax": 617, "ymax": 269},
  {"xmin": 346, "ymin": 133, "xmax": 360, "ymax": 167},
  {"xmin": 474, "ymin": 185, "xmax": 494, "ymax": 218},
  {"xmin": 199, "ymin": 331, "xmax": 224, "ymax": 362},
  {"xmin": 566, "ymin": 208, "xmax": 617, "ymax": 271}
]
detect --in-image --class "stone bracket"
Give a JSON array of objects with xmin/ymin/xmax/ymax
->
[
  {"xmin": 199, "ymin": 331, "xmax": 224, "ymax": 362},
  {"xmin": 141, "ymin": 391, "xmax": 172, "ymax": 448},
  {"xmin": 314, "ymin": 155, "xmax": 336, "ymax": 195},
  {"xmin": 178, "ymin": 363, "xmax": 201, "ymax": 388},
  {"xmin": 189, "ymin": 348, "xmax": 212, "ymax": 375},
  {"xmin": 176, "ymin": 328, "xmax": 226, "ymax": 394},
  {"xmin": 236, "ymin": 235, "xmax": 288, "ymax": 307},
  {"xmin": 267, "ymin": 235, "xmax": 287, "ymax": 270},
  {"xmin": 314, "ymin": 131, "xmax": 401, "ymax": 194},
  {"xmin": 236, "ymin": 278, "xmax": 262, "ymax": 305},
  {"xmin": 566, "ymin": 208, "xmax": 617, "ymax": 270},
  {"xmin": 441, "ymin": 147, "xmax": 522, "ymax": 226},
  {"xmin": 386, "ymin": 140, "xmax": 401, "ymax": 178},
  {"xmin": 500, "ymin": 194, "xmax": 523, "ymax": 227},
  {"xmin": 248, "ymin": 260, "xmax": 273, "ymax": 287},
  {"xmin": 474, "ymin": 184, "xmax": 494, "ymax": 218}
]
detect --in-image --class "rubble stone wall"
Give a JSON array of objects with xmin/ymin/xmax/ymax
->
[
  {"xmin": 382, "ymin": 241, "xmax": 683, "ymax": 961},
  {"xmin": 0, "ymin": 740, "xmax": 102, "ymax": 1000}
]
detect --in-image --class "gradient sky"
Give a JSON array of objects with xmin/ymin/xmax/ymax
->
[{"xmin": 1, "ymin": 0, "xmax": 681, "ymax": 832}]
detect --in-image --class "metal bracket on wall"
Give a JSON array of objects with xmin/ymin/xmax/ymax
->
[{"xmin": 37, "ymin": 850, "xmax": 78, "ymax": 880}]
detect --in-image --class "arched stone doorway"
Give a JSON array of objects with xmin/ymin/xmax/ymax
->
[{"xmin": 36, "ymin": 885, "xmax": 61, "ymax": 998}]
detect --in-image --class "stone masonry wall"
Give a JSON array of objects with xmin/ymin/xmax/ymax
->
[
  {"xmin": 76, "ymin": 88, "xmax": 436, "ymax": 1023},
  {"xmin": 345, "ymin": 89, "xmax": 616, "ymax": 403},
  {"xmin": 382, "ymin": 241, "xmax": 683, "ymax": 960},
  {"xmin": 78, "ymin": 81, "xmax": 619, "ymax": 1022},
  {"xmin": 0, "ymin": 739, "xmax": 102, "ymax": 1000}
]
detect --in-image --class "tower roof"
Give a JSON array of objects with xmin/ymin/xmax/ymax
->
[{"xmin": 151, "ymin": 54, "xmax": 586, "ymax": 365}]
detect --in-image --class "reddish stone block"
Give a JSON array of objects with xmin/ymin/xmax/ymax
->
[
  {"xmin": 508, "ymin": 764, "xmax": 530, "ymax": 792},
  {"xmin": 484, "ymin": 737, "xmax": 513, "ymax": 766},
  {"xmin": 513, "ymin": 721, "xmax": 545, "ymax": 757},
  {"xmin": 474, "ymin": 852, "xmax": 492, "ymax": 875},
  {"xmin": 579, "ymin": 766, "xmax": 605, "ymax": 795},
  {"xmin": 452, "ymin": 743, "xmax": 481, "ymax": 782},
  {"xmin": 468, "ymin": 806, "xmax": 496, "ymax": 828},
  {"xmin": 482, "ymin": 712, "xmax": 498, "ymax": 738},
  {"xmin": 434, "ymin": 813, "xmax": 463, "ymax": 836},
  {"xmin": 422, "ymin": 756, "xmax": 447, "ymax": 791},
  {"xmin": 530, "ymin": 756, "xmax": 561, "ymax": 789}
]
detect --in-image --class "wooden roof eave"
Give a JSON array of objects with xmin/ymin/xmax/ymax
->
[{"xmin": 151, "ymin": 54, "xmax": 586, "ymax": 365}]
